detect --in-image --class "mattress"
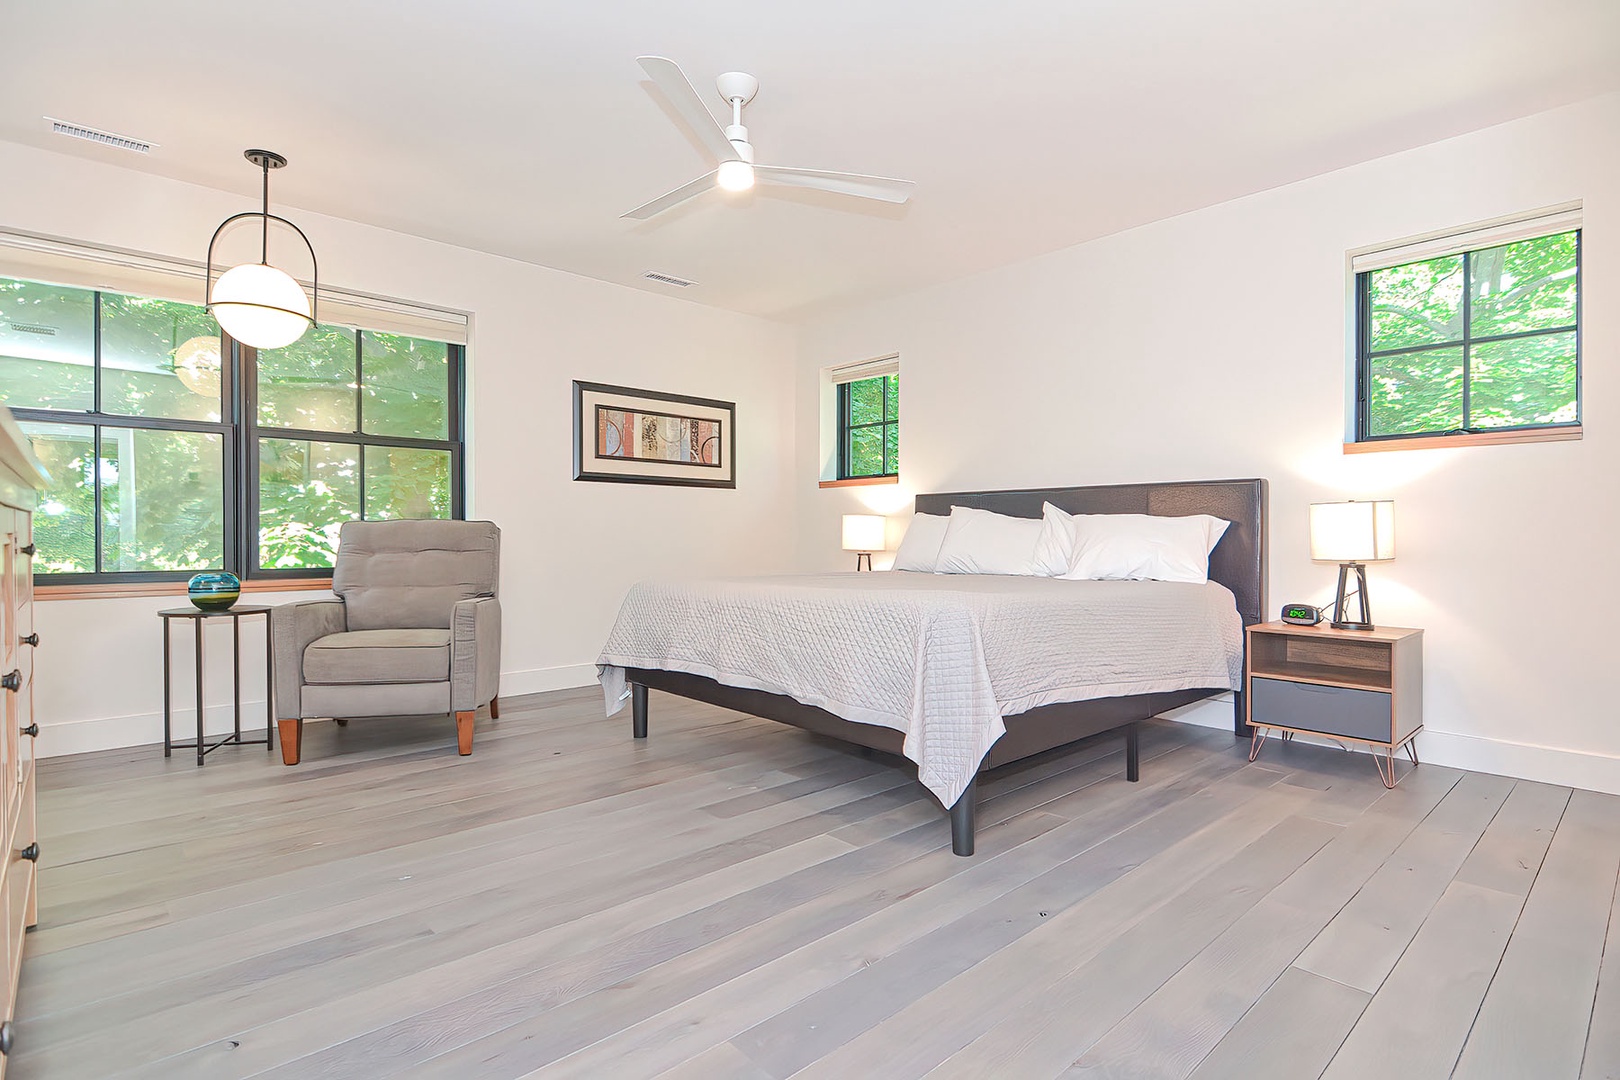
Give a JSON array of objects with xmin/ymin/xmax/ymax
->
[{"xmin": 598, "ymin": 572, "xmax": 1243, "ymax": 807}]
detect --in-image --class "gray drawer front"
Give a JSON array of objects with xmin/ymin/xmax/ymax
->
[{"xmin": 1251, "ymin": 677, "xmax": 1393, "ymax": 743}]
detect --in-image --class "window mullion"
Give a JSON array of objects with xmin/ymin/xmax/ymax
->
[
  {"xmin": 92, "ymin": 426, "xmax": 104, "ymax": 575},
  {"xmin": 92, "ymin": 291, "xmax": 103, "ymax": 416},
  {"xmin": 1461, "ymin": 250, "xmax": 1473, "ymax": 430}
]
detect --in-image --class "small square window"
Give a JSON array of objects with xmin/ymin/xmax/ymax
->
[
  {"xmin": 837, "ymin": 374, "xmax": 898, "ymax": 479},
  {"xmin": 1355, "ymin": 229, "xmax": 1580, "ymax": 443}
]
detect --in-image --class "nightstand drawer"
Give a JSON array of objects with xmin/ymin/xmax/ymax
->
[{"xmin": 1250, "ymin": 676, "xmax": 1392, "ymax": 742}]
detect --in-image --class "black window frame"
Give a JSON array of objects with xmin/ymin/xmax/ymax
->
[
  {"xmin": 1354, "ymin": 230, "xmax": 1582, "ymax": 444},
  {"xmin": 8, "ymin": 279, "xmax": 465, "ymax": 586},
  {"xmin": 836, "ymin": 374, "xmax": 898, "ymax": 480}
]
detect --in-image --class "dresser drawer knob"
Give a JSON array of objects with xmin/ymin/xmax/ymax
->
[
  {"xmin": 20, "ymin": 633, "xmax": 38, "ymax": 647},
  {"xmin": 0, "ymin": 1019, "xmax": 12, "ymax": 1055},
  {"xmin": 17, "ymin": 544, "xmax": 34, "ymax": 557},
  {"xmin": 18, "ymin": 844, "xmax": 37, "ymax": 863},
  {"xmin": 20, "ymin": 724, "xmax": 37, "ymax": 738},
  {"xmin": 0, "ymin": 671, "xmax": 18, "ymax": 693}
]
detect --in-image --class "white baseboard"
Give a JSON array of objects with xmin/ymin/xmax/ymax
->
[
  {"xmin": 36, "ymin": 663, "xmax": 603, "ymax": 759},
  {"xmin": 496, "ymin": 663, "xmax": 599, "ymax": 697},
  {"xmin": 38, "ymin": 704, "xmax": 273, "ymax": 760},
  {"xmin": 1161, "ymin": 693, "xmax": 1620, "ymax": 797}
]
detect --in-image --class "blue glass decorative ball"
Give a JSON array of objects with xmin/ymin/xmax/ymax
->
[{"xmin": 187, "ymin": 572, "xmax": 241, "ymax": 611}]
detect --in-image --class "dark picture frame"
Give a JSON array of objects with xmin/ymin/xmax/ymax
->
[{"xmin": 571, "ymin": 380, "xmax": 736, "ymax": 488}]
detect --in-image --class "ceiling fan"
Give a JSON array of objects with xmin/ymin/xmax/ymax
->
[{"xmin": 624, "ymin": 56, "xmax": 916, "ymax": 220}]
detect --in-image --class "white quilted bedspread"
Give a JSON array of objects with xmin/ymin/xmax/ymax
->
[{"xmin": 597, "ymin": 573, "xmax": 1242, "ymax": 807}]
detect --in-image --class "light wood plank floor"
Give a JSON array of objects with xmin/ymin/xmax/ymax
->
[{"xmin": 12, "ymin": 689, "xmax": 1620, "ymax": 1078}]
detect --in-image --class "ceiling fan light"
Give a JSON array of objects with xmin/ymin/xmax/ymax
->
[
  {"xmin": 716, "ymin": 159, "xmax": 755, "ymax": 192},
  {"xmin": 209, "ymin": 263, "xmax": 312, "ymax": 350}
]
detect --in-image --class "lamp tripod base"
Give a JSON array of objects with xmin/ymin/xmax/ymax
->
[
  {"xmin": 1332, "ymin": 562, "xmax": 1374, "ymax": 631},
  {"xmin": 854, "ymin": 552, "xmax": 873, "ymax": 572}
]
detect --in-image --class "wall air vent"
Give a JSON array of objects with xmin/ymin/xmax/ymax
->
[
  {"xmin": 46, "ymin": 118, "xmax": 155, "ymax": 155},
  {"xmin": 7, "ymin": 323, "xmax": 57, "ymax": 336},
  {"xmin": 643, "ymin": 272, "xmax": 698, "ymax": 288}
]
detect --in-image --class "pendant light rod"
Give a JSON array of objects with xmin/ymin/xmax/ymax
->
[{"xmin": 260, "ymin": 155, "xmax": 269, "ymax": 263}]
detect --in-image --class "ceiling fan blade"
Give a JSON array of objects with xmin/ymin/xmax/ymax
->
[
  {"xmin": 754, "ymin": 166, "xmax": 915, "ymax": 204},
  {"xmin": 637, "ymin": 56, "xmax": 740, "ymax": 164},
  {"xmin": 622, "ymin": 172, "xmax": 717, "ymax": 220}
]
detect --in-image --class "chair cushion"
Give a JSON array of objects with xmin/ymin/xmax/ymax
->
[{"xmin": 303, "ymin": 629, "xmax": 451, "ymax": 686}]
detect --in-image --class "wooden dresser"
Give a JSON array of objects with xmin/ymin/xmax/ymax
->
[{"xmin": 0, "ymin": 408, "xmax": 44, "ymax": 1069}]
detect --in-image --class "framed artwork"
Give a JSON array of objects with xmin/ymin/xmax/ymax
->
[{"xmin": 572, "ymin": 380, "xmax": 736, "ymax": 488}]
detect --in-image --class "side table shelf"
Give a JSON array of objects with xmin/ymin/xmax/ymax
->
[{"xmin": 1245, "ymin": 621, "xmax": 1424, "ymax": 787}]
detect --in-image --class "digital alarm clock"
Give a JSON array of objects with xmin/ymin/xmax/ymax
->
[{"xmin": 1281, "ymin": 603, "xmax": 1323, "ymax": 626}]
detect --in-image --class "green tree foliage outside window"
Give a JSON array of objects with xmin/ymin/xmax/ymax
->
[
  {"xmin": 0, "ymin": 275, "xmax": 462, "ymax": 580},
  {"xmin": 839, "ymin": 374, "xmax": 898, "ymax": 479},
  {"xmin": 1359, "ymin": 231, "xmax": 1579, "ymax": 440},
  {"xmin": 254, "ymin": 326, "xmax": 455, "ymax": 570}
]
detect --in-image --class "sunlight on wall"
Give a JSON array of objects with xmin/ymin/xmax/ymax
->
[{"xmin": 1291, "ymin": 443, "xmax": 1453, "ymax": 495}]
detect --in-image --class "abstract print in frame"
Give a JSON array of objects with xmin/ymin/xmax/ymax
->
[{"xmin": 572, "ymin": 380, "xmax": 736, "ymax": 488}]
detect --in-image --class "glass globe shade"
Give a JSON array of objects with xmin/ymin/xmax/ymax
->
[
  {"xmin": 210, "ymin": 263, "xmax": 312, "ymax": 349},
  {"xmin": 716, "ymin": 159, "xmax": 755, "ymax": 192}
]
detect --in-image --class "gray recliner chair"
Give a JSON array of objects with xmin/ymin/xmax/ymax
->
[{"xmin": 272, "ymin": 519, "xmax": 501, "ymax": 765}]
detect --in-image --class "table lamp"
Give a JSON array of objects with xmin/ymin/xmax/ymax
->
[
  {"xmin": 1309, "ymin": 500, "xmax": 1395, "ymax": 630},
  {"xmin": 842, "ymin": 514, "xmax": 886, "ymax": 571}
]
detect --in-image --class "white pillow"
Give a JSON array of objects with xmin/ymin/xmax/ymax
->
[
  {"xmin": 935, "ymin": 506, "xmax": 1047, "ymax": 576},
  {"xmin": 1063, "ymin": 513, "xmax": 1231, "ymax": 584},
  {"xmin": 1033, "ymin": 502, "xmax": 1077, "ymax": 577},
  {"xmin": 891, "ymin": 513, "xmax": 950, "ymax": 572}
]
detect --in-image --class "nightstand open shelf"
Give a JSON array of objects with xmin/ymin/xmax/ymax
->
[{"xmin": 1245, "ymin": 621, "xmax": 1423, "ymax": 787}]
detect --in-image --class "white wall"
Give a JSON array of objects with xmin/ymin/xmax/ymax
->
[
  {"xmin": 795, "ymin": 92, "xmax": 1620, "ymax": 793},
  {"xmin": 0, "ymin": 139, "xmax": 797, "ymax": 757}
]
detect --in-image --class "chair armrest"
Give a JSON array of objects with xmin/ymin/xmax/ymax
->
[
  {"xmin": 451, "ymin": 596, "xmax": 502, "ymax": 711},
  {"xmin": 271, "ymin": 599, "xmax": 347, "ymax": 718}
]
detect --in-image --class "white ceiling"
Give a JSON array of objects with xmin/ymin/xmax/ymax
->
[{"xmin": 3, "ymin": 0, "xmax": 1616, "ymax": 321}]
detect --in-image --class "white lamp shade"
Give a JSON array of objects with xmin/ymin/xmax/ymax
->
[
  {"xmin": 842, "ymin": 514, "xmax": 886, "ymax": 552},
  {"xmin": 209, "ymin": 263, "xmax": 313, "ymax": 349},
  {"xmin": 716, "ymin": 159, "xmax": 755, "ymax": 192},
  {"xmin": 1310, "ymin": 500, "xmax": 1395, "ymax": 562}
]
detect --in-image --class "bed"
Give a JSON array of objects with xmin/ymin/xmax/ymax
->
[{"xmin": 598, "ymin": 478, "xmax": 1267, "ymax": 855}]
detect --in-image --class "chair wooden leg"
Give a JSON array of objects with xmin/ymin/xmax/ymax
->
[
  {"xmin": 277, "ymin": 718, "xmax": 303, "ymax": 766},
  {"xmin": 488, "ymin": 695, "xmax": 500, "ymax": 719},
  {"xmin": 456, "ymin": 710, "xmax": 475, "ymax": 755}
]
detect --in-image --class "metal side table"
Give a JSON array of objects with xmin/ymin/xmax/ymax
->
[{"xmin": 158, "ymin": 606, "xmax": 275, "ymax": 765}]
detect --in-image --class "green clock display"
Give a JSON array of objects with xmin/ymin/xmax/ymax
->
[{"xmin": 1281, "ymin": 603, "xmax": 1323, "ymax": 625}]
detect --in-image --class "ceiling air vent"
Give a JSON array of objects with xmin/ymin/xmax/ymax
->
[
  {"xmin": 643, "ymin": 271, "xmax": 698, "ymax": 288},
  {"xmin": 7, "ymin": 323, "xmax": 57, "ymax": 336},
  {"xmin": 46, "ymin": 117, "xmax": 155, "ymax": 155}
]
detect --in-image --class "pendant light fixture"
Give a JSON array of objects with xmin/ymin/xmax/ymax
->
[{"xmin": 205, "ymin": 149, "xmax": 318, "ymax": 350}]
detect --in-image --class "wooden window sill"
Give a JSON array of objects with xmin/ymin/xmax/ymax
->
[
  {"xmin": 1344, "ymin": 426, "xmax": 1581, "ymax": 454},
  {"xmin": 35, "ymin": 577, "xmax": 332, "ymax": 602},
  {"xmin": 819, "ymin": 476, "xmax": 899, "ymax": 489}
]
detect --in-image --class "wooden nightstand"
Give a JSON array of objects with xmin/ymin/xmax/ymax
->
[{"xmin": 1245, "ymin": 621, "xmax": 1423, "ymax": 787}]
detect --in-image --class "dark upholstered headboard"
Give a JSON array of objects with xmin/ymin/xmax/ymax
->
[{"xmin": 914, "ymin": 478, "xmax": 1268, "ymax": 627}]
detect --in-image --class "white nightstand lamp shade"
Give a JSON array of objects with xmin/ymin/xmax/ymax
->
[
  {"xmin": 842, "ymin": 514, "xmax": 886, "ymax": 571},
  {"xmin": 1309, "ymin": 500, "xmax": 1394, "ymax": 631}
]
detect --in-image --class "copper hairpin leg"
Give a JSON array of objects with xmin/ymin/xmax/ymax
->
[
  {"xmin": 1373, "ymin": 740, "xmax": 1420, "ymax": 788},
  {"xmin": 1248, "ymin": 725, "xmax": 1297, "ymax": 763}
]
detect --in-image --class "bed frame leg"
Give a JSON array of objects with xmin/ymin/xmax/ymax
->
[
  {"xmin": 1126, "ymin": 723, "xmax": 1140, "ymax": 782},
  {"xmin": 1233, "ymin": 689, "xmax": 1251, "ymax": 738},
  {"xmin": 949, "ymin": 778, "xmax": 977, "ymax": 857},
  {"xmin": 631, "ymin": 682, "xmax": 648, "ymax": 739}
]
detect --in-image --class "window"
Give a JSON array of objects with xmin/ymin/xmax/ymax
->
[
  {"xmin": 1354, "ymin": 217, "xmax": 1580, "ymax": 445},
  {"xmin": 1, "ymin": 275, "xmax": 464, "ymax": 583},
  {"xmin": 837, "ymin": 373, "xmax": 899, "ymax": 480}
]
